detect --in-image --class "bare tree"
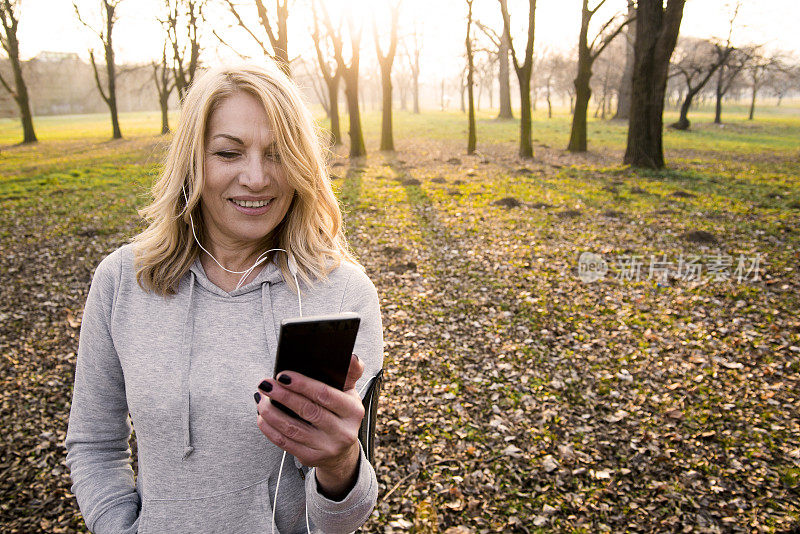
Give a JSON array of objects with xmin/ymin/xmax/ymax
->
[
  {"xmin": 406, "ymin": 26, "xmax": 422, "ymax": 114},
  {"xmin": 613, "ymin": 0, "xmax": 634, "ymax": 120},
  {"xmin": 394, "ymin": 60, "xmax": 412, "ymax": 110},
  {"xmin": 0, "ymin": 0, "xmax": 36, "ymax": 143},
  {"xmin": 623, "ymin": 0, "xmax": 685, "ymax": 169},
  {"xmin": 669, "ymin": 37, "xmax": 730, "ymax": 130},
  {"xmin": 162, "ymin": 0, "xmax": 203, "ymax": 101},
  {"xmin": 767, "ymin": 60, "xmax": 799, "ymax": 107},
  {"xmin": 567, "ymin": 0, "xmax": 633, "ymax": 153},
  {"xmin": 224, "ymin": 0, "xmax": 290, "ymax": 76},
  {"xmin": 475, "ymin": 51, "xmax": 497, "ymax": 110},
  {"xmin": 713, "ymin": 45, "xmax": 752, "ymax": 124},
  {"xmin": 592, "ymin": 51, "xmax": 622, "ymax": 119},
  {"xmin": 311, "ymin": 0, "xmax": 342, "ymax": 145},
  {"xmin": 539, "ymin": 49, "xmax": 565, "ymax": 119},
  {"xmin": 374, "ymin": 1, "xmax": 400, "ymax": 152},
  {"xmin": 466, "ymin": 0, "xmax": 476, "ymax": 154},
  {"xmin": 475, "ymin": 19, "xmax": 513, "ymax": 119},
  {"xmin": 746, "ymin": 51, "xmax": 782, "ymax": 120},
  {"xmin": 711, "ymin": 2, "xmax": 744, "ymax": 124},
  {"xmin": 74, "ymin": 0, "xmax": 123, "ymax": 139},
  {"xmin": 152, "ymin": 45, "xmax": 174, "ymax": 135},
  {"xmin": 320, "ymin": 2, "xmax": 366, "ymax": 157},
  {"xmin": 500, "ymin": 0, "xmax": 536, "ymax": 158}
]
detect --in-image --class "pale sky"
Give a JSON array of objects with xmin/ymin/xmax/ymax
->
[{"xmin": 16, "ymin": 0, "xmax": 800, "ymax": 83}]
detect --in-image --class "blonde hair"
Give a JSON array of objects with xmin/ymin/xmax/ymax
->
[{"xmin": 132, "ymin": 63, "xmax": 359, "ymax": 296}]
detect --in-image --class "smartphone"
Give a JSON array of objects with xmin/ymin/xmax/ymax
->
[{"xmin": 272, "ymin": 312, "xmax": 361, "ymax": 422}]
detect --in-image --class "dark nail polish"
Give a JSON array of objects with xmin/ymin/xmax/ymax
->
[
  {"xmin": 277, "ymin": 374, "xmax": 291, "ymax": 385},
  {"xmin": 259, "ymin": 380, "xmax": 272, "ymax": 393},
  {"xmin": 254, "ymin": 392, "xmax": 261, "ymax": 404}
]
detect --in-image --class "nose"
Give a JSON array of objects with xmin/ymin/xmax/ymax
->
[{"xmin": 239, "ymin": 153, "xmax": 272, "ymax": 190}]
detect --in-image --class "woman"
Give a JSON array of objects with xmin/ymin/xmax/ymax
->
[{"xmin": 64, "ymin": 64, "xmax": 383, "ymax": 534}]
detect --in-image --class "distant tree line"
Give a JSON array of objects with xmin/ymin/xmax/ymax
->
[
  {"xmin": 0, "ymin": 52, "xmax": 172, "ymax": 117},
  {"xmin": 1, "ymin": 0, "xmax": 799, "ymax": 169}
]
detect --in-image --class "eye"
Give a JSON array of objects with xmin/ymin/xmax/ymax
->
[{"xmin": 215, "ymin": 151, "xmax": 239, "ymax": 159}]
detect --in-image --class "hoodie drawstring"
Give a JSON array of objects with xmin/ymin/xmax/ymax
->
[
  {"xmin": 182, "ymin": 270, "xmax": 197, "ymax": 460},
  {"xmin": 180, "ymin": 260, "xmax": 287, "ymax": 461},
  {"xmin": 261, "ymin": 282, "xmax": 280, "ymax": 358}
]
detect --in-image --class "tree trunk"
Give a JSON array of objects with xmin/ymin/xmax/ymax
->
[
  {"xmin": 500, "ymin": 0, "xmax": 535, "ymax": 158},
  {"xmin": 748, "ymin": 79, "xmax": 756, "ymax": 120},
  {"xmin": 1, "ymin": 16, "xmax": 37, "ymax": 143},
  {"xmin": 497, "ymin": 24, "xmax": 513, "ymax": 119},
  {"xmin": 327, "ymin": 77, "xmax": 341, "ymax": 145},
  {"xmin": 466, "ymin": 1, "xmax": 476, "ymax": 154},
  {"xmin": 518, "ymin": 76, "xmax": 532, "ymax": 158},
  {"xmin": 379, "ymin": 62, "xmax": 394, "ymax": 151},
  {"xmin": 105, "ymin": 21, "xmax": 122, "ymax": 139},
  {"xmin": 344, "ymin": 71, "xmax": 366, "ymax": 158},
  {"xmin": 714, "ymin": 64, "xmax": 724, "ymax": 124},
  {"xmin": 10, "ymin": 49, "xmax": 36, "ymax": 143},
  {"xmin": 671, "ymin": 91, "xmax": 694, "ymax": 130},
  {"xmin": 568, "ymin": 66, "xmax": 591, "ymax": 152},
  {"xmin": 412, "ymin": 54, "xmax": 420, "ymax": 113},
  {"xmin": 160, "ymin": 94, "xmax": 170, "ymax": 134},
  {"xmin": 568, "ymin": 2, "xmax": 592, "ymax": 153},
  {"xmin": 624, "ymin": 0, "xmax": 685, "ymax": 169},
  {"xmin": 614, "ymin": 0, "xmax": 635, "ymax": 120}
]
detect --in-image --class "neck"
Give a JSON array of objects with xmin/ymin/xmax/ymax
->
[{"xmin": 202, "ymin": 242, "xmax": 266, "ymax": 273}]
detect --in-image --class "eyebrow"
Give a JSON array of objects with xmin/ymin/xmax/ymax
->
[
  {"xmin": 210, "ymin": 134, "xmax": 277, "ymax": 149},
  {"xmin": 211, "ymin": 134, "xmax": 244, "ymax": 144}
]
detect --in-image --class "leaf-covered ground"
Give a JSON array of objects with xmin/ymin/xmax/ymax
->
[{"xmin": 1, "ymin": 110, "xmax": 799, "ymax": 533}]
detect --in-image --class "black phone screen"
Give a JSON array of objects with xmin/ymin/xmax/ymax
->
[{"xmin": 272, "ymin": 312, "xmax": 361, "ymax": 421}]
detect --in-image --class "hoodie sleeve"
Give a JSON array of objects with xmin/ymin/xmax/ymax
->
[
  {"xmin": 64, "ymin": 250, "xmax": 141, "ymax": 534},
  {"xmin": 303, "ymin": 266, "xmax": 383, "ymax": 533}
]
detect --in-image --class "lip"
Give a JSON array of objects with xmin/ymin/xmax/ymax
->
[
  {"xmin": 228, "ymin": 197, "xmax": 274, "ymax": 215},
  {"xmin": 229, "ymin": 196, "xmax": 274, "ymax": 202}
]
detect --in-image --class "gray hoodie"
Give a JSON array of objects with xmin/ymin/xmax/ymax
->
[{"xmin": 64, "ymin": 243, "xmax": 384, "ymax": 534}]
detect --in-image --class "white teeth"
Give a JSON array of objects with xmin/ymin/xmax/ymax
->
[{"xmin": 232, "ymin": 199, "xmax": 271, "ymax": 208}]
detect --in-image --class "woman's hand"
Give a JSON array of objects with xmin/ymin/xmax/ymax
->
[{"xmin": 255, "ymin": 354, "xmax": 365, "ymax": 499}]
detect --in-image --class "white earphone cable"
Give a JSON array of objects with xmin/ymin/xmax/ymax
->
[{"xmin": 181, "ymin": 185, "xmax": 301, "ymax": 293}]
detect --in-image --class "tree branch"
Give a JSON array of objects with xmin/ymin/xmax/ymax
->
[
  {"xmin": 0, "ymin": 69, "xmax": 15, "ymax": 97},
  {"xmin": 88, "ymin": 48, "xmax": 110, "ymax": 104},
  {"xmin": 254, "ymin": 0, "xmax": 278, "ymax": 50},
  {"xmin": 223, "ymin": 0, "xmax": 270, "ymax": 57},
  {"xmin": 73, "ymin": 1, "xmax": 102, "ymax": 39},
  {"xmin": 474, "ymin": 20, "xmax": 500, "ymax": 47},
  {"xmin": 591, "ymin": 14, "xmax": 632, "ymax": 60},
  {"xmin": 213, "ymin": 28, "xmax": 252, "ymax": 60}
]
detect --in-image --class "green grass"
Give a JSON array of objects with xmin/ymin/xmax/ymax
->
[{"xmin": 2, "ymin": 105, "xmax": 799, "ymax": 533}]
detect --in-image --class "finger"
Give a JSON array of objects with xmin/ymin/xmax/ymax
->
[
  {"xmin": 343, "ymin": 353, "xmax": 365, "ymax": 392},
  {"xmin": 263, "ymin": 377, "xmax": 342, "ymax": 428},
  {"xmin": 259, "ymin": 398, "xmax": 321, "ymax": 452},
  {"xmin": 271, "ymin": 372, "xmax": 364, "ymax": 422},
  {"xmin": 257, "ymin": 409, "xmax": 320, "ymax": 463}
]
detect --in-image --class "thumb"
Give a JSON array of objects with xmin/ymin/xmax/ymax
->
[{"xmin": 343, "ymin": 353, "xmax": 364, "ymax": 391}]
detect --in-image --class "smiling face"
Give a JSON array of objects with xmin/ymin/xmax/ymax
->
[{"xmin": 199, "ymin": 91, "xmax": 295, "ymax": 256}]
